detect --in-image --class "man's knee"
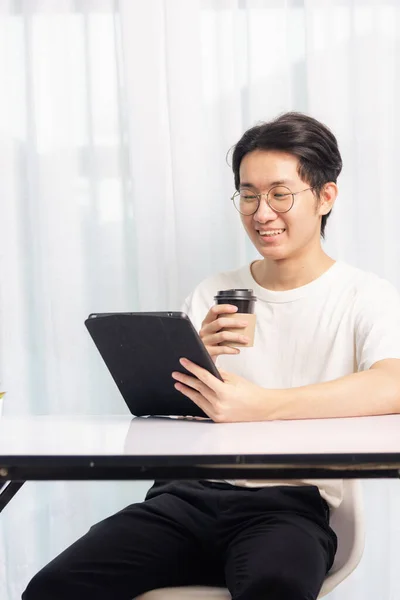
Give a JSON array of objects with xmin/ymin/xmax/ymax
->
[
  {"xmin": 236, "ymin": 573, "xmax": 319, "ymax": 600},
  {"xmin": 22, "ymin": 566, "xmax": 69, "ymax": 600}
]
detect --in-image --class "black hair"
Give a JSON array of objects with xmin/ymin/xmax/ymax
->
[{"xmin": 231, "ymin": 112, "xmax": 342, "ymax": 238}]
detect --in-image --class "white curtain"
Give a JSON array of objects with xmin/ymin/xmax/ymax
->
[{"xmin": 0, "ymin": 0, "xmax": 399, "ymax": 598}]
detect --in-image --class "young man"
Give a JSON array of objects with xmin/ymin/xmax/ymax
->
[{"xmin": 23, "ymin": 113, "xmax": 400, "ymax": 600}]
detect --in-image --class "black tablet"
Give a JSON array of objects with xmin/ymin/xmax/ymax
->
[{"xmin": 85, "ymin": 312, "xmax": 222, "ymax": 418}]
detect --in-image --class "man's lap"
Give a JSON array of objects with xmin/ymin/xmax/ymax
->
[{"xmin": 22, "ymin": 480, "xmax": 337, "ymax": 600}]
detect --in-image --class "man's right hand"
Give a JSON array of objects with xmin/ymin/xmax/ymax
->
[{"xmin": 199, "ymin": 304, "xmax": 250, "ymax": 363}]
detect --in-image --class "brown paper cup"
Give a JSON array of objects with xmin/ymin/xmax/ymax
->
[{"xmin": 219, "ymin": 312, "xmax": 256, "ymax": 347}]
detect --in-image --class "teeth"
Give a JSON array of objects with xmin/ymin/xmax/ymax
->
[{"xmin": 260, "ymin": 229, "xmax": 285, "ymax": 237}]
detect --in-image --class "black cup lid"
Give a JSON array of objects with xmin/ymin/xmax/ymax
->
[{"xmin": 214, "ymin": 289, "xmax": 257, "ymax": 301}]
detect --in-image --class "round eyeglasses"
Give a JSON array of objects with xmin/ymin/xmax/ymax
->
[{"xmin": 231, "ymin": 186, "xmax": 313, "ymax": 215}]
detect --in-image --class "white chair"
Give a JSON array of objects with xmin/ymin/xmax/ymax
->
[{"xmin": 135, "ymin": 479, "xmax": 365, "ymax": 600}]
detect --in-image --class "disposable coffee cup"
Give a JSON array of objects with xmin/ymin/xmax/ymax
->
[{"xmin": 214, "ymin": 289, "xmax": 257, "ymax": 348}]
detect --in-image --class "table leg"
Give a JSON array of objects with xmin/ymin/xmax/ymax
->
[{"xmin": 0, "ymin": 481, "xmax": 25, "ymax": 512}]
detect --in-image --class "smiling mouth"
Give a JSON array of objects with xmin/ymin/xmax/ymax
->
[{"xmin": 258, "ymin": 228, "xmax": 286, "ymax": 237}]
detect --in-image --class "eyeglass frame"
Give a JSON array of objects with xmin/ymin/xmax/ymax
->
[{"xmin": 231, "ymin": 185, "xmax": 314, "ymax": 215}]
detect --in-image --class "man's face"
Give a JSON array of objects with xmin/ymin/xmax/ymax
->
[{"xmin": 238, "ymin": 150, "xmax": 327, "ymax": 262}]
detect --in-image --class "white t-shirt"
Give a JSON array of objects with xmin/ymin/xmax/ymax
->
[{"xmin": 182, "ymin": 261, "xmax": 400, "ymax": 508}]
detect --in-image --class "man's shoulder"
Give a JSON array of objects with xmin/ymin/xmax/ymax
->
[
  {"xmin": 334, "ymin": 261, "xmax": 400, "ymax": 301},
  {"xmin": 192, "ymin": 264, "xmax": 251, "ymax": 295},
  {"xmin": 335, "ymin": 261, "xmax": 388, "ymax": 285}
]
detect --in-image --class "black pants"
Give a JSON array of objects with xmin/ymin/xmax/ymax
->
[{"xmin": 22, "ymin": 481, "xmax": 337, "ymax": 600}]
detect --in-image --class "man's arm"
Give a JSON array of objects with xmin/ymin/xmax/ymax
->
[
  {"xmin": 176, "ymin": 276, "xmax": 400, "ymax": 422},
  {"xmin": 265, "ymin": 358, "xmax": 400, "ymax": 420},
  {"xmin": 172, "ymin": 358, "xmax": 400, "ymax": 423}
]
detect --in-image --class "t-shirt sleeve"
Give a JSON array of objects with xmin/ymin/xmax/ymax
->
[
  {"xmin": 355, "ymin": 278, "xmax": 400, "ymax": 371},
  {"xmin": 180, "ymin": 273, "xmax": 223, "ymax": 332},
  {"xmin": 181, "ymin": 293, "xmax": 197, "ymax": 327},
  {"xmin": 180, "ymin": 268, "xmax": 245, "ymax": 332},
  {"xmin": 180, "ymin": 289, "xmax": 212, "ymax": 332}
]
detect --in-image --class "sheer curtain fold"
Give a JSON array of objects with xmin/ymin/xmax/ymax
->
[{"xmin": 0, "ymin": 1, "xmax": 399, "ymax": 598}]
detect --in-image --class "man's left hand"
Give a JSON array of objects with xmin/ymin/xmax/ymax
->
[{"xmin": 172, "ymin": 358, "xmax": 267, "ymax": 422}]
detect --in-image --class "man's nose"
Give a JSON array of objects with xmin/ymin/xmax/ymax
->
[{"xmin": 253, "ymin": 194, "xmax": 278, "ymax": 222}]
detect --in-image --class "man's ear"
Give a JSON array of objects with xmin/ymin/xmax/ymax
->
[{"xmin": 318, "ymin": 182, "xmax": 338, "ymax": 215}]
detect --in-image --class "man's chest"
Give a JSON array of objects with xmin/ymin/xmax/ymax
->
[{"xmin": 218, "ymin": 296, "xmax": 358, "ymax": 388}]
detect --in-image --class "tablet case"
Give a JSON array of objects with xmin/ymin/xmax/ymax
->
[{"xmin": 85, "ymin": 312, "xmax": 222, "ymax": 418}]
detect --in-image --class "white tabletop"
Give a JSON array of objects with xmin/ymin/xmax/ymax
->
[
  {"xmin": 0, "ymin": 415, "xmax": 399, "ymax": 482},
  {"xmin": 0, "ymin": 414, "xmax": 399, "ymax": 456}
]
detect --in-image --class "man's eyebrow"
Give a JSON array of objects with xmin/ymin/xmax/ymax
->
[{"xmin": 239, "ymin": 179, "xmax": 293, "ymax": 189}]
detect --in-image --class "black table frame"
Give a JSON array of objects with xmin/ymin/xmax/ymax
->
[{"xmin": 1, "ymin": 452, "xmax": 400, "ymax": 513}]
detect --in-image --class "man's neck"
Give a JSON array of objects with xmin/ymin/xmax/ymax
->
[{"xmin": 251, "ymin": 251, "xmax": 335, "ymax": 292}]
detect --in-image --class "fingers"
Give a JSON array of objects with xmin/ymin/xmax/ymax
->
[
  {"xmin": 172, "ymin": 362, "xmax": 218, "ymax": 417},
  {"xmin": 204, "ymin": 330, "xmax": 250, "ymax": 347},
  {"xmin": 200, "ymin": 304, "xmax": 248, "ymax": 359},
  {"xmin": 177, "ymin": 358, "xmax": 224, "ymax": 394},
  {"xmin": 172, "ymin": 370, "xmax": 207, "ymax": 394},
  {"xmin": 202, "ymin": 316, "xmax": 249, "ymax": 335},
  {"xmin": 201, "ymin": 304, "xmax": 238, "ymax": 327},
  {"xmin": 173, "ymin": 382, "xmax": 213, "ymax": 419},
  {"xmin": 201, "ymin": 308, "xmax": 247, "ymax": 342},
  {"xmin": 208, "ymin": 345, "xmax": 240, "ymax": 358},
  {"xmin": 202, "ymin": 329, "xmax": 250, "ymax": 358}
]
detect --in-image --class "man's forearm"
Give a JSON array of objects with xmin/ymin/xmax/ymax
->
[{"xmin": 263, "ymin": 365, "xmax": 400, "ymax": 420}]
